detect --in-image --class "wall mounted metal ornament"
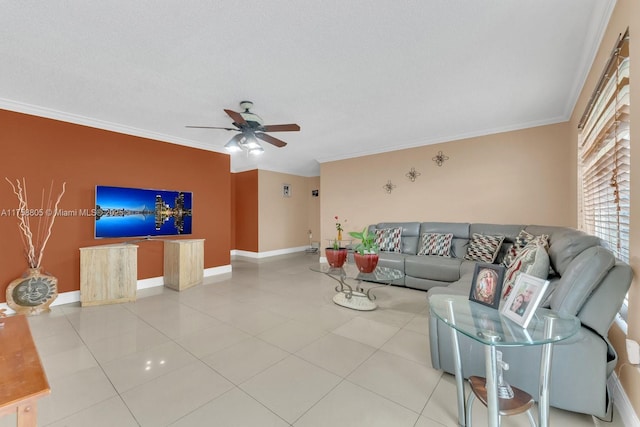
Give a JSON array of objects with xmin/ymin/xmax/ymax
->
[
  {"xmin": 432, "ymin": 151, "xmax": 449, "ymax": 166},
  {"xmin": 383, "ymin": 180, "xmax": 396, "ymax": 194},
  {"xmin": 406, "ymin": 167, "xmax": 421, "ymax": 182}
]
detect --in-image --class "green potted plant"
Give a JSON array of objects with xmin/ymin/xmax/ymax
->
[
  {"xmin": 348, "ymin": 227, "xmax": 379, "ymax": 273},
  {"xmin": 325, "ymin": 216, "xmax": 347, "ymax": 268}
]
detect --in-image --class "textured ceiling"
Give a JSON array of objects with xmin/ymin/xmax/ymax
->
[{"xmin": 0, "ymin": 1, "xmax": 614, "ymax": 176}]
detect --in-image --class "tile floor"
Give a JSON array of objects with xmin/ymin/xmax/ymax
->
[{"xmin": 2, "ymin": 254, "xmax": 625, "ymax": 426}]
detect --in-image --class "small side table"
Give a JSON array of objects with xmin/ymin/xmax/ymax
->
[{"xmin": 429, "ymin": 294, "xmax": 580, "ymax": 427}]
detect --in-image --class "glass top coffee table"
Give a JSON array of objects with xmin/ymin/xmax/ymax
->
[{"xmin": 310, "ymin": 263, "xmax": 403, "ymax": 311}]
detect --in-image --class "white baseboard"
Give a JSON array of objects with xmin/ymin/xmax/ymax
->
[
  {"xmin": 136, "ymin": 276, "xmax": 165, "ymax": 290},
  {"xmin": 52, "ymin": 291, "xmax": 80, "ymax": 307},
  {"xmin": 0, "ymin": 265, "xmax": 233, "ymax": 314},
  {"xmin": 608, "ymin": 370, "xmax": 640, "ymax": 426},
  {"xmin": 231, "ymin": 246, "xmax": 310, "ymax": 259},
  {"xmin": 204, "ymin": 265, "xmax": 232, "ymax": 276}
]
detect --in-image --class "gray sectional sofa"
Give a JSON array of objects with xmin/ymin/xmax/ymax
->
[{"xmin": 363, "ymin": 222, "xmax": 632, "ymax": 418}]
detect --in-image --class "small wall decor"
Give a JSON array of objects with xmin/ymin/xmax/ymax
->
[
  {"xmin": 432, "ymin": 151, "xmax": 449, "ymax": 167},
  {"xmin": 406, "ymin": 167, "xmax": 421, "ymax": 182},
  {"xmin": 283, "ymin": 184, "xmax": 291, "ymax": 197},
  {"xmin": 311, "ymin": 189, "xmax": 319, "ymax": 197},
  {"xmin": 382, "ymin": 180, "xmax": 396, "ymax": 194}
]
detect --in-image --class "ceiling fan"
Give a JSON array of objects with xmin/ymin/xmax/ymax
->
[{"xmin": 186, "ymin": 101, "xmax": 300, "ymax": 155}]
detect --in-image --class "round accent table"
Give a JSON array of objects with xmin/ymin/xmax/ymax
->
[{"xmin": 429, "ymin": 294, "xmax": 580, "ymax": 427}]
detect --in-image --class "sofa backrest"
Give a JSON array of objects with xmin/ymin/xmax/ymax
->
[{"xmin": 524, "ymin": 225, "xmax": 602, "ymax": 276}]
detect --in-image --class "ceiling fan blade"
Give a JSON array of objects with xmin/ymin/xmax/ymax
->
[
  {"xmin": 262, "ymin": 124, "xmax": 300, "ymax": 132},
  {"xmin": 185, "ymin": 125, "xmax": 237, "ymax": 131},
  {"xmin": 224, "ymin": 109, "xmax": 247, "ymax": 126},
  {"xmin": 256, "ymin": 132, "xmax": 287, "ymax": 148}
]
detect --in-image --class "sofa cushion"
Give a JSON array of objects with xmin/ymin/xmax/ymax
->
[
  {"xmin": 375, "ymin": 227, "xmax": 402, "ymax": 252},
  {"xmin": 502, "ymin": 230, "xmax": 550, "ymax": 267},
  {"xmin": 464, "ymin": 233, "xmax": 504, "ymax": 263},
  {"xmin": 372, "ymin": 222, "xmax": 421, "ymax": 254},
  {"xmin": 417, "ymin": 233, "xmax": 453, "ymax": 257},
  {"xmin": 420, "ymin": 222, "xmax": 470, "ymax": 258},
  {"xmin": 405, "ymin": 255, "xmax": 462, "ymax": 282},
  {"xmin": 501, "ymin": 241, "xmax": 550, "ymax": 299}
]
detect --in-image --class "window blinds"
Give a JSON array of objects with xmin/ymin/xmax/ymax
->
[{"xmin": 578, "ymin": 29, "xmax": 630, "ymax": 263}]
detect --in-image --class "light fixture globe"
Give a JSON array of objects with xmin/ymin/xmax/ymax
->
[
  {"xmin": 249, "ymin": 145, "xmax": 264, "ymax": 155},
  {"xmin": 244, "ymin": 134, "xmax": 262, "ymax": 150},
  {"xmin": 224, "ymin": 135, "xmax": 243, "ymax": 152}
]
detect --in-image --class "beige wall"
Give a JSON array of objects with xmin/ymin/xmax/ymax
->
[
  {"xmin": 258, "ymin": 170, "xmax": 320, "ymax": 252},
  {"xmin": 319, "ymin": 1, "xmax": 640, "ymax": 416},
  {"xmin": 320, "ymin": 122, "xmax": 573, "ymax": 248},
  {"xmin": 568, "ymin": 0, "xmax": 639, "ymax": 415}
]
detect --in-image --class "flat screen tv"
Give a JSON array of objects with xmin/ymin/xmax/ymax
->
[{"xmin": 95, "ymin": 185, "xmax": 193, "ymax": 238}]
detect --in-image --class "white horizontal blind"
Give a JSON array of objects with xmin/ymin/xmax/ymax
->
[{"xmin": 578, "ymin": 29, "xmax": 630, "ymax": 320}]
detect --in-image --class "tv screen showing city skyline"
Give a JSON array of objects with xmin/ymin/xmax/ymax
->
[{"xmin": 95, "ymin": 185, "xmax": 193, "ymax": 238}]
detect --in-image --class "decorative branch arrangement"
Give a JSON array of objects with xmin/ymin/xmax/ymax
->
[{"xmin": 5, "ymin": 178, "xmax": 66, "ymax": 269}]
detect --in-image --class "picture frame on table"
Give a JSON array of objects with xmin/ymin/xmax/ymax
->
[
  {"xmin": 468, "ymin": 263, "xmax": 505, "ymax": 309},
  {"xmin": 501, "ymin": 273, "xmax": 550, "ymax": 328}
]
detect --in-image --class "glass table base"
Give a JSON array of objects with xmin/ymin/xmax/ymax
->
[{"xmin": 332, "ymin": 291, "xmax": 377, "ymax": 311}]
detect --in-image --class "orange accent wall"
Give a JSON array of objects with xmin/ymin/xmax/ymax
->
[
  {"xmin": 232, "ymin": 170, "xmax": 258, "ymax": 252},
  {"xmin": 0, "ymin": 109, "xmax": 230, "ymax": 301}
]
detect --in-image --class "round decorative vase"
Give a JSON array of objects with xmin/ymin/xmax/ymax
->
[
  {"xmin": 354, "ymin": 253, "xmax": 379, "ymax": 273},
  {"xmin": 326, "ymin": 248, "xmax": 348, "ymax": 268},
  {"xmin": 6, "ymin": 268, "xmax": 58, "ymax": 316}
]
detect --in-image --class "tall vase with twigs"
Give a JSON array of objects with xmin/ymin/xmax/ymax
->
[{"xmin": 5, "ymin": 178, "xmax": 66, "ymax": 315}]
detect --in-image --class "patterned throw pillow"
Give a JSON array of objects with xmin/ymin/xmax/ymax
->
[
  {"xmin": 374, "ymin": 227, "xmax": 402, "ymax": 252},
  {"xmin": 501, "ymin": 241, "xmax": 550, "ymax": 299},
  {"xmin": 417, "ymin": 233, "xmax": 453, "ymax": 257},
  {"xmin": 502, "ymin": 230, "xmax": 550, "ymax": 267},
  {"xmin": 464, "ymin": 233, "xmax": 505, "ymax": 263}
]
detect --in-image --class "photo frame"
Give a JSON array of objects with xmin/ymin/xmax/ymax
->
[
  {"xmin": 468, "ymin": 263, "xmax": 505, "ymax": 309},
  {"xmin": 282, "ymin": 184, "xmax": 291, "ymax": 197},
  {"xmin": 501, "ymin": 273, "xmax": 550, "ymax": 328}
]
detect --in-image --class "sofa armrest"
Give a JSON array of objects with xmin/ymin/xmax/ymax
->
[{"xmin": 578, "ymin": 262, "xmax": 632, "ymax": 337}]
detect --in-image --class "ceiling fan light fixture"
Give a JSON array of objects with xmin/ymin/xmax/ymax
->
[
  {"xmin": 186, "ymin": 101, "xmax": 299, "ymax": 153},
  {"xmin": 224, "ymin": 137, "xmax": 243, "ymax": 152},
  {"xmin": 243, "ymin": 135, "xmax": 262, "ymax": 150},
  {"xmin": 249, "ymin": 145, "xmax": 264, "ymax": 155}
]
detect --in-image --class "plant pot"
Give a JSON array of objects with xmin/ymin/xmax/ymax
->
[
  {"xmin": 354, "ymin": 253, "xmax": 379, "ymax": 273},
  {"xmin": 325, "ymin": 248, "xmax": 348, "ymax": 268}
]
